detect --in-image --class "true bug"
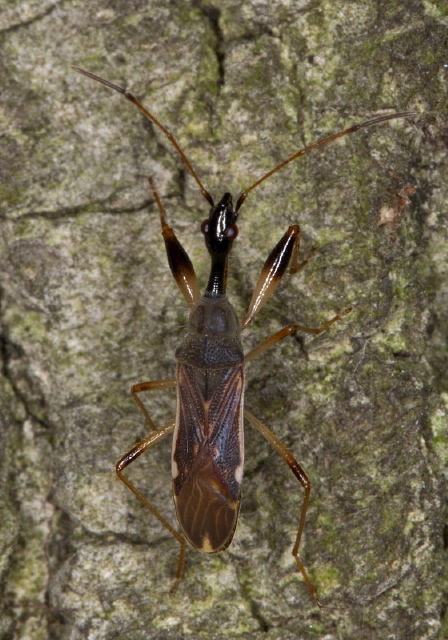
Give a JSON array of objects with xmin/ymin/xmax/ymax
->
[{"xmin": 73, "ymin": 67, "xmax": 416, "ymax": 607}]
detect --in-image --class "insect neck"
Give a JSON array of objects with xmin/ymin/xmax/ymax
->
[
  {"xmin": 203, "ymin": 192, "xmax": 238, "ymax": 298},
  {"xmin": 205, "ymin": 253, "xmax": 229, "ymax": 297}
]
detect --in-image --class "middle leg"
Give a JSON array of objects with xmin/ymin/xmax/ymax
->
[
  {"xmin": 244, "ymin": 307, "xmax": 352, "ymax": 363},
  {"xmin": 131, "ymin": 378, "xmax": 176, "ymax": 431}
]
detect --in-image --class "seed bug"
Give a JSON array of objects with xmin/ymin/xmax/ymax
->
[{"xmin": 73, "ymin": 66, "xmax": 416, "ymax": 607}]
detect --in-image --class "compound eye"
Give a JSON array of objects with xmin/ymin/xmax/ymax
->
[
  {"xmin": 201, "ymin": 220, "xmax": 209, "ymax": 234},
  {"xmin": 225, "ymin": 224, "xmax": 238, "ymax": 240}
]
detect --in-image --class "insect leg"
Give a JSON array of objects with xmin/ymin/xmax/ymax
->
[
  {"xmin": 131, "ymin": 378, "xmax": 176, "ymax": 431},
  {"xmin": 244, "ymin": 409, "xmax": 322, "ymax": 608},
  {"xmin": 241, "ymin": 226, "xmax": 316, "ymax": 330},
  {"xmin": 116, "ymin": 420, "xmax": 186, "ymax": 591},
  {"xmin": 244, "ymin": 307, "xmax": 352, "ymax": 363},
  {"xmin": 148, "ymin": 178, "xmax": 201, "ymax": 307}
]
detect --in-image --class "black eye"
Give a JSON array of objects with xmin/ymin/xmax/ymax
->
[
  {"xmin": 201, "ymin": 220, "xmax": 209, "ymax": 234},
  {"xmin": 225, "ymin": 224, "xmax": 238, "ymax": 240}
]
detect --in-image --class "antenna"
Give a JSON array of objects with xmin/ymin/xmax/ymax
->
[
  {"xmin": 72, "ymin": 67, "xmax": 214, "ymax": 207},
  {"xmin": 235, "ymin": 111, "xmax": 417, "ymax": 211}
]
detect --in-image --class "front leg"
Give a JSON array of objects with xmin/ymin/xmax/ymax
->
[
  {"xmin": 241, "ymin": 225, "xmax": 316, "ymax": 329},
  {"xmin": 149, "ymin": 177, "xmax": 201, "ymax": 307}
]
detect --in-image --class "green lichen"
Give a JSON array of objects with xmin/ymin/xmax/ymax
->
[{"xmin": 431, "ymin": 394, "xmax": 448, "ymax": 473}]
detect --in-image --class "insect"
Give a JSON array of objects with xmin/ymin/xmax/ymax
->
[{"xmin": 73, "ymin": 66, "xmax": 416, "ymax": 607}]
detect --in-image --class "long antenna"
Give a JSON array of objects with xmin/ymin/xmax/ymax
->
[
  {"xmin": 72, "ymin": 67, "xmax": 214, "ymax": 207},
  {"xmin": 235, "ymin": 111, "xmax": 418, "ymax": 211}
]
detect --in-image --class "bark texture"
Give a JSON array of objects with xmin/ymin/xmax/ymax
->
[{"xmin": 1, "ymin": 1, "xmax": 447, "ymax": 639}]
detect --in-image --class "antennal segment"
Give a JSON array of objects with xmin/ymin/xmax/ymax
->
[
  {"xmin": 72, "ymin": 66, "xmax": 214, "ymax": 207},
  {"xmin": 235, "ymin": 111, "xmax": 418, "ymax": 212}
]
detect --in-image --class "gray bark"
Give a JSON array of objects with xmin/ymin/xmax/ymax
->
[{"xmin": 1, "ymin": 1, "xmax": 447, "ymax": 638}]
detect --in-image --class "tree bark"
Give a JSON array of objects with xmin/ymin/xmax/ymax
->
[{"xmin": 1, "ymin": 1, "xmax": 447, "ymax": 638}]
